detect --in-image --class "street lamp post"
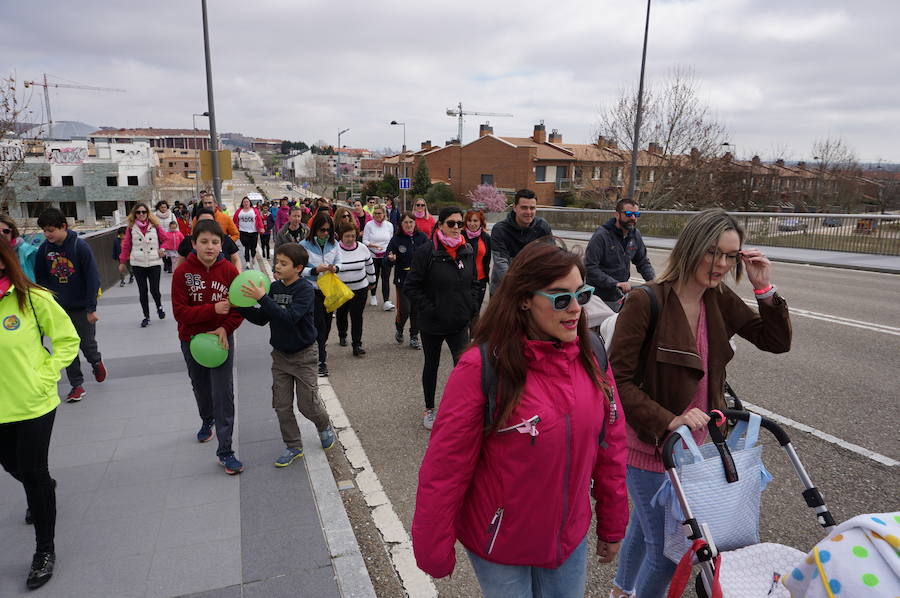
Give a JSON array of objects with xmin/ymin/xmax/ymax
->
[
  {"xmin": 337, "ymin": 128, "xmax": 349, "ymax": 201},
  {"xmin": 628, "ymin": 0, "xmax": 652, "ymax": 202},
  {"xmin": 200, "ymin": 0, "xmax": 222, "ymax": 208},
  {"xmin": 193, "ymin": 112, "xmax": 209, "ymax": 200},
  {"xmin": 391, "ymin": 120, "xmax": 407, "ymax": 210}
]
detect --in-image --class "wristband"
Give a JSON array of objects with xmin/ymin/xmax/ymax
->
[
  {"xmin": 754, "ymin": 284, "xmax": 777, "ymax": 300},
  {"xmin": 753, "ymin": 284, "xmax": 774, "ymax": 295}
]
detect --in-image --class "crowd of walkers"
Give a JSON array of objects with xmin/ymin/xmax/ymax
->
[{"xmin": 0, "ymin": 186, "xmax": 793, "ymax": 596}]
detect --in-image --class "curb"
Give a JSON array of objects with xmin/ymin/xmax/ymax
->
[{"xmin": 256, "ymin": 255, "xmax": 378, "ymax": 598}]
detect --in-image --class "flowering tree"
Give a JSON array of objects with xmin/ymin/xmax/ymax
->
[{"xmin": 466, "ymin": 184, "xmax": 508, "ymax": 212}]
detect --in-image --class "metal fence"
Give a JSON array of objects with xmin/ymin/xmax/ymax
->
[{"xmin": 495, "ymin": 208, "xmax": 900, "ymax": 256}]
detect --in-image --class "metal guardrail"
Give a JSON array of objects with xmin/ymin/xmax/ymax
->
[
  {"xmin": 498, "ymin": 208, "xmax": 900, "ymax": 256},
  {"xmin": 81, "ymin": 225, "xmax": 122, "ymax": 291}
]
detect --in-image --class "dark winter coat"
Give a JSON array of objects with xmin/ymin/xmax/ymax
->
[
  {"xmin": 585, "ymin": 218, "xmax": 655, "ymax": 301},
  {"xmin": 489, "ymin": 210, "xmax": 552, "ymax": 293},
  {"xmin": 403, "ymin": 239, "xmax": 479, "ymax": 335}
]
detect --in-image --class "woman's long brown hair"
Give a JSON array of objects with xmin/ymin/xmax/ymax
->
[
  {"xmin": 0, "ymin": 240, "xmax": 44, "ymax": 310},
  {"xmin": 471, "ymin": 239, "xmax": 610, "ymax": 433}
]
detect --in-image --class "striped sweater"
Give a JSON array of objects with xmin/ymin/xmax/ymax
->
[{"xmin": 337, "ymin": 242, "xmax": 375, "ymax": 291}]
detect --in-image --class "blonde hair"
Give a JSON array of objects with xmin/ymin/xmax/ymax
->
[
  {"xmin": 657, "ymin": 208, "xmax": 745, "ymax": 287},
  {"xmin": 127, "ymin": 202, "xmax": 161, "ymax": 229}
]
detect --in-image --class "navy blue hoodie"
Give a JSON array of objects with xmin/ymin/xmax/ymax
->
[
  {"xmin": 35, "ymin": 229, "xmax": 101, "ymax": 312},
  {"xmin": 236, "ymin": 276, "xmax": 316, "ymax": 353}
]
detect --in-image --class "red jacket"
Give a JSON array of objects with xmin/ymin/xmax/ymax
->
[
  {"xmin": 171, "ymin": 253, "xmax": 243, "ymax": 342},
  {"xmin": 233, "ymin": 207, "xmax": 265, "ymax": 233},
  {"xmin": 412, "ymin": 338, "xmax": 628, "ymax": 578}
]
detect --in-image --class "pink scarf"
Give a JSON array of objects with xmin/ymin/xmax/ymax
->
[
  {"xmin": 466, "ymin": 228, "xmax": 482, "ymax": 238},
  {"xmin": 339, "ymin": 240, "xmax": 357, "ymax": 251},
  {"xmin": 436, "ymin": 228, "xmax": 463, "ymax": 248},
  {"xmin": 413, "ymin": 208, "xmax": 426, "ymax": 218}
]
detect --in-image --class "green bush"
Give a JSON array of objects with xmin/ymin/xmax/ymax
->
[{"xmin": 425, "ymin": 182, "xmax": 454, "ymax": 205}]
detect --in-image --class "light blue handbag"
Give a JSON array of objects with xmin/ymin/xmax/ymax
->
[{"xmin": 653, "ymin": 413, "xmax": 773, "ymax": 564}]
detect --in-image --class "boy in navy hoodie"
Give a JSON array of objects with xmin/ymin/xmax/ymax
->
[
  {"xmin": 235, "ymin": 243, "xmax": 334, "ymax": 467},
  {"xmin": 171, "ymin": 220, "xmax": 245, "ymax": 475},
  {"xmin": 35, "ymin": 208, "xmax": 107, "ymax": 402}
]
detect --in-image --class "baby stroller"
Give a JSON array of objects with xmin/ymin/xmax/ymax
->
[{"xmin": 660, "ymin": 402, "xmax": 836, "ymax": 598}]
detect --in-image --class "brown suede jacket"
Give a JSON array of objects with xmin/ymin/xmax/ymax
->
[{"xmin": 610, "ymin": 281, "xmax": 791, "ymax": 445}]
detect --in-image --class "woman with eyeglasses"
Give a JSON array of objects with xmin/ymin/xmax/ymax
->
[
  {"xmin": 0, "ymin": 214, "xmax": 38, "ymax": 282},
  {"xmin": 119, "ymin": 202, "xmax": 171, "ymax": 328},
  {"xmin": 462, "ymin": 209, "xmax": 491, "ymax": 326},
  {"xmin": 412, "ymin": 240, "xmax": 628, "ymax": 598},
  {"xmin": 300, "ymin": 212, "xmax": 342, "ymax": 377},
  {"xmin": 411, "ymin": 198, "xmax": 436, "ymax": 237},
  {"xmin": 403, "ymin": 207, "xmax": 479, "ymax": 430},
  {"xmin": 608, "ymin": 209, "xmax": 791, "ymax": 598}
]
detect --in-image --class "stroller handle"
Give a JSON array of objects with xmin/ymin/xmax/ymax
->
[{"xmin": 662, "ymin": 409, "xmax": 792, "ymax": 470}]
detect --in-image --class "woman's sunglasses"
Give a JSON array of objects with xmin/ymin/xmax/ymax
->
[
  {"xmin": 135, "ymin": 210, "xmax": 148, "ymax": 214},
  {"xmin": 533, "ymin": 285, "xmax": 594, "ymax": 310},
  {"xmin": 415, "ymin": 203, "xmax": 426, "ymax": 207},
  {"xmin": 443, "ymin": 221, "xmax": 465, "ymax": 229},
  {"xmin": 318, "ymin": 227, "xmax": 332, "ymax": 233}
]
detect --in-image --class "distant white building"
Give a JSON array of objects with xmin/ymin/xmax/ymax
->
[
  {"xmin": 282, "ymin": 150, "xmax": 317, "ymax": 179},
  {"xmin": 5, "ymin": 139, "xmax": 157, "ymax": 224}
]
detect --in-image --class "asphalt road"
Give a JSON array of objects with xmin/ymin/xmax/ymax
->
[{"xmin": 318, "ymin": 242, "xmax": 899, "ymax": 597}]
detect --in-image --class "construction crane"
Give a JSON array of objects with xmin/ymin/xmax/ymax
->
[
  {"xmin": 24, "ymin": 73, "xmax": 126, "ymax": 127},
  {"xmin": 445, "ymin": 102, "xmax": 512, "ymax": 143}
]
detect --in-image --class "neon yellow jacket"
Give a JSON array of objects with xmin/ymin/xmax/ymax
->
[{"xmin": 0, "ymin": 285, "xmax": 80, "ymax": 423}]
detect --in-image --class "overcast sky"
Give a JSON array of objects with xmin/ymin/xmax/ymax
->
[{"xmin": 3, "ymin": 0, "xmax": 898, "ymax": 162}]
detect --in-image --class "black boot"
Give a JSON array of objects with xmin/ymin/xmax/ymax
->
[
  {"xmin": 352, "ymin": 344, "xmax": 366, "ymax": 357},
  {"xmin": 26, "ymin": 551, "xmax": 55, "ymax": 589},
  {"xmin": 338, "ymin": 336, "xmax": 347, "ymax": 347}
]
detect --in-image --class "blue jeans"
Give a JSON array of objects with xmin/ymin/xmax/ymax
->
[
  {"xmin": 467, "ymin": 534, "xmax": 588, "ymax": 598},
  {"xmin": 614, "ymin": 466, "xmax": 676, "ymax": 597}
]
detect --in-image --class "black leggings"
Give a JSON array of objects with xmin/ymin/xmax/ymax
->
[
  {"xmin": 162, "ymin": 255, "xmax": 173, "ymax": 273},
  {"xmin": 420, "ymin": 329, "xmax": 469, "ymax": 409},
  {"xmin": 395, "ymin": 281, "xmax": 418, "ymax": 336},
  {"xmin": 0, "ymin": 409, "xmax": 57, "ymax": 553},
  {"xmin": 260, "ymin": 233, "xmax": 271, "ymax": 259},
  {"xmin": 132, "ymin": 264, "xmax": 162, "ymax": 319},
  {"xmin": 240, "ymin": 231, "xmax": 258, "ymax": 263},
  {"xmin": 336, "ymin": 288, "xmax": 368, "ymax": 346},
  {"xmin": 313, "ymin": 290, "xmax": 334, "ymax": 365},
  {"xmin": 371, "ymin": 259, "xmax": 391, "ymax": 302}
]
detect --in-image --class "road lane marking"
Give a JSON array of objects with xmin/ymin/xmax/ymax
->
[{"xmin": 742, "ymin": 400, "xmax": 898, "ymax": 467}]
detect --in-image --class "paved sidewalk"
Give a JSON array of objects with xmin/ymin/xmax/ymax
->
[
  {"xmin": 0, "ymin": 279, "xmax": 370, "ymax": 597},
  {"xmin": 555, "ymin": 229, "xmax": 900, "ymax": 274}
]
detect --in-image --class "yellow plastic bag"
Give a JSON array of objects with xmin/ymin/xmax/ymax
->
[{"xmin": 319, "ymin": 271, "xmax": 353, "ymax": 313}]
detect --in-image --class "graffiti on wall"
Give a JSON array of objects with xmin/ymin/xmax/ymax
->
[{"xmin": 45, "ymin": 147, "xmax": 88, "ymax": 165}]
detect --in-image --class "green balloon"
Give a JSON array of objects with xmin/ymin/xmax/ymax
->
[
  {"xmin": 229, "ymin": 270, "xmax": 271, "ymax": 307},
  {"xmin": 190, "ymin": 333, "xmax": 228, "ymax": 368}
]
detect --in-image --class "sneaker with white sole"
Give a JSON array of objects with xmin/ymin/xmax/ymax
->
[
  {"xmin": 423, "ymin": 409, "xmax": 435, "ymax": 430},
  {"xmin": 383, "ymin": 300, "xmax": 395, "ymax": 311},
  {"xmin": 409, "ymin": 335, "xmax": 421, "ymax": 350},
  {"xmin": 319, "ymin": 426, "xmax": 336, "ymax": 450},
  {"xmin": 369, "ymin": 295, "xmax": 378, "ymax": 306},
  {"xmin": 66, "ymin": 386, "xmax": 86, "ymax": 402}
]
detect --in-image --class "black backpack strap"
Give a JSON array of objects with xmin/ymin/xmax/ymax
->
[
  {"xmin": 587, "ymin": 330, "xmax": 608, "ymax": 373},
  {"xmin": 637, "ymin": 284, "xmax": 658, "ymax": 337},
  {"xmin": 479, "ymin": 342, "xmax": 498, "ymax": 428}
]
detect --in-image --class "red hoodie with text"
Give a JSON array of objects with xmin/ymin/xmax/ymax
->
[{"xmin": 171, "ymin": 253, "xmax": 243, "ymax": 342}]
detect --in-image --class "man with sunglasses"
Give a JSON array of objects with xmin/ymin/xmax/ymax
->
[{"xmin": 585, "ymin": 198, "xmax": 655, "ymax": 312}]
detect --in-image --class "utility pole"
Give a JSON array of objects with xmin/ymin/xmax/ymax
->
[
  {"xmin": 628, "ymin": 0, "xmax": 651, "ymax": 202},
  {"xmin": 201, "ymin": 0, "xmax": 222, "ymax": 207}
]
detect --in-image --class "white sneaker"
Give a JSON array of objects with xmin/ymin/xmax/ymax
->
[
  {"xmin": 423, "ymin": 409, "xmax": 435, "ymax": 430},
  {"xmin": 383, "ymin": 301, "xmax": 395, "ymax": 311},
  {"xmin": 369, "ymin": 295, "xmax": 378, "ymax": 306}
]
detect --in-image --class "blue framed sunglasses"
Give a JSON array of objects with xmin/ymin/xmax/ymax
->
[
  {"xmin": 623, "ymin": 210, "xmax": 641, "ymax": 218},
  {"xmin": 533, "ymin": 285, "xmax": 595, "ymax": 310}
]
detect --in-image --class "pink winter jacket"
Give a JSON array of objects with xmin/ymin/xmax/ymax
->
[{"xmin": 411, "ymin": 338, "xmax": 629, "ymax": 578}]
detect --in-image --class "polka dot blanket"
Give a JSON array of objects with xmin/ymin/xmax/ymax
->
[{"xmin": 783, "ymin": 512, "xmax": 900, "ymax": 597}]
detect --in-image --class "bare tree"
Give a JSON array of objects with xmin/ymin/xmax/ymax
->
[
  {"xmin": 1, "ymin": 74, "xmax": 38, "ymax": 214},
  {"xmin": 810, "ymin": 137, "xmax": 861, "ymax": 211},
  {"xmin": 595, "ymin": 67, "xmax": 727, "ymax": 209}
]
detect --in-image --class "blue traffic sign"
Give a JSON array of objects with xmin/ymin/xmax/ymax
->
[{"xmin": 399, "ymin": 177, "xmax": 411, "ymax": 190}]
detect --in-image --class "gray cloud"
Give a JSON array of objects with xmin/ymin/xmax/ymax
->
[{"xmin": 2, "ymin": 0, "xmax": 897, "ymax": 161}]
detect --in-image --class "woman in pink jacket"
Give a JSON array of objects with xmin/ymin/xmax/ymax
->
[{"xmin": 412, "ymin": 240, "xmax": 628, "ymax": 597}]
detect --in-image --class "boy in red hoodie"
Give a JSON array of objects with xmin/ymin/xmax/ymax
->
[{"xmin": 171, "ymin": 219, "xmax": 245, "ymax": 474}]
